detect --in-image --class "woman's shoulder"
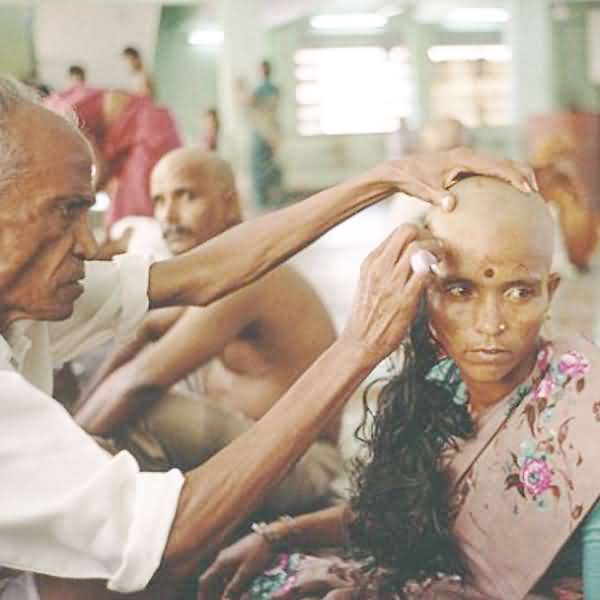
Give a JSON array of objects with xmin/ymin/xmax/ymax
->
[{"xmin": 547, "ymin": 333, "xmax": 600, "ymax": 363}]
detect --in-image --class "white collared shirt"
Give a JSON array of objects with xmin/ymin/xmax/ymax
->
[{"xmin": 0, "ymin": 255, "xmax": 184, "ymax": 593}]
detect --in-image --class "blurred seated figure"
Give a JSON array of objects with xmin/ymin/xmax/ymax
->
[
  {"xmin": 418, "ymin": 117, "xmax": 469, "ymax": 153},
  {"xmin": 531, "ymin": 132, "xmax": 600, "ymax": 344},
  {"xmin": 531, "ymin": 132, "xmax": 599, "ymax": 272},
  {"xmin": 75, "ymin": 148, "xmax": 343, "ymax": 514}
]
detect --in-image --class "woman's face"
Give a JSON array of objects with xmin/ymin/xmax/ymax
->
[{"xmin": 426, "ymin": 177, "xmax": 560, "ymax": 385}]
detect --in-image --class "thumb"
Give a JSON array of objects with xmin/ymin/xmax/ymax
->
[{"xmin": 402, "ymin": 180, "xmax": 456, "ymax": 211}]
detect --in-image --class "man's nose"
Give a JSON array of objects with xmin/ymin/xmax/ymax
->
[
  {"xmin": 474, "ymin": 295, "xmax": 506, "ymax": 336},
  {"xmin": 73, "ymin": 214, "xmax": 99, "ymax": 260},
  {"xmin": 163, "ymin": 198, "xmax": 180, "ymax": 224}
]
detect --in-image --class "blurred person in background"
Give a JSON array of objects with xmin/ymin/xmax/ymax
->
[
  {"xmin": 203, "ymin": 108, "xmax": 220, "ymax": 152},
  {"xmin": 122, "ymin": 46, "xmax": 154, "ymax": 98},
  {"xmin": 532, "ymin": 132, "xmax": 600, "ymax": 345},
  {"xmin": 67, "ymin": 65, "xmax": 86, "ymax": 88},
  {"xmin": 241, "ymin": 60, "xmax": 285, "ymax": 208},
  {"xmin": 45, "ymin": 85, "xmax": 181, "ymax": 225}
]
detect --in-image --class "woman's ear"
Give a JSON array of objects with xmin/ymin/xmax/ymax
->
[{"xmin": 547, "ymin": 272, "xmax": 561, "ymax": 301}]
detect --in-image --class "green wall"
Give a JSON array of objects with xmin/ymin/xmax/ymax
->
[
  {"xmin": 0, "ymin": 6, "xmax": 34, "ymax": 78},
  {"xmin": 553, "ymin": 2, "xmax": 600, "ymax": 111},
  {"xmin": 150, "ymin": 0, "xmax": 600, "ymax": 180},
  {"xmin": 153, "ymin": 5, "xmax": 219, "ymax": 142}
]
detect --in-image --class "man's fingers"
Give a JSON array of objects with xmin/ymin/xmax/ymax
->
[
  {"xmin": 449, "ymin": 148, "xmax": 537, "ymax": 194},
  {"xmin": 391, "ymin": 239, "xmax": 444, "ymax": 283},
  {"xmin": 513, "ymin": 161, "xmax": 539, "ymax": 192},
  {"xmin": 376, "ymin": 224, "xmax": 420, "ymax": 271},
  {"xmin": 403, "ymin": 179, "xmax": 456, "ymax": 211},
  {"xmin": 474, "ymin": 156, "xmax": 533, "ymax": 194}
]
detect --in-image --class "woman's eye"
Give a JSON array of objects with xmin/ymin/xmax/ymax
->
[
  {"xmin": 505, "ymin": 287, "xmax": 533, "ymax": 301},
  {"xmin": 445, "ymin": 284, "xmax": 471, "ymax": 298}
]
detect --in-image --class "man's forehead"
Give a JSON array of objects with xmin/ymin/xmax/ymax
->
[
  {"xmin": 19, "ymin": 107, "xmax": 93, "ymax": 171},
  {"xmin": 152, "ymin": 160, "xmax": 216, "ymax": 192}
]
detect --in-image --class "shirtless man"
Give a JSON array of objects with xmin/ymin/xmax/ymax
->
[{"xmin": 76, "ymin": 148, "xmax": 341, "ymax": 513}]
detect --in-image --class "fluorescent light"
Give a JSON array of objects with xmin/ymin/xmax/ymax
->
[
  {"xmin": 188, "ymin": 30, "xmax": 224, "ymax": 46},
  {"xmin": 445, "ymin": 8, "xmax": 510, "ymax": 24},
  {"xmin": 310, "ymin": 14, "xmax": 388, "ymax": 30},
  {"xmin": 377, "ymin": 5, "xmax": 406, "ymax": 18},
  {"xmin": 428, "ymin": 44, "xmax": 512, "ymax": 63}
]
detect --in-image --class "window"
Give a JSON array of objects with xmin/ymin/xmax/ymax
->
[
  {"xmin": 428, "ymin": 44, "xmax": 512, "ymax": 128},
  {"xmin": 294, "ymin": 46, "xmax": 413, "ymax": 136}
]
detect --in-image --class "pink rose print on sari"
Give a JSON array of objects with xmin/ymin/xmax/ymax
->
[
  {"xmin": 519, "ymin": 457, "xmax": 554, "ymax": 496},
  {"xmin": 505, "ymin": 440, "xmax": 560, "ymax": 512},
  {"xmin": 558, "ymin": 351, "xmax": 590, "ymax": 380}
]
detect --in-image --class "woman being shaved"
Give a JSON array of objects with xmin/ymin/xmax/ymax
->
[{"xmin": 200, "ymin": 176, "xmax": 600, "ymax": 600}]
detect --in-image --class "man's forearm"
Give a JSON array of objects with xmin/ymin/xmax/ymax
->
[
  {"xmin": 161, "ymin": 338, "xmax": 374, "ymax": 574},
  {"xmin": 148, "ymin": 173, "xmax": 388, "ymax": 308}
]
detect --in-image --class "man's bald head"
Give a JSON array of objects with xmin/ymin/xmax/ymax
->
[
  {"xmin": 151, "ymin": 147, "xmax": 241, "ymax": 254},
  {"xmin": 427, "ymin": 176, "xmax": 554, "ymax": 272}
]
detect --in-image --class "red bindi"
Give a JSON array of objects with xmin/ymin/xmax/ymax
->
[{"xmin": 484, "ymin": 268, "xmax": 495, "ymax": 278}]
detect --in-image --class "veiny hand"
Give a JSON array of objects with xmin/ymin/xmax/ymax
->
[
  {"xmin": 367, "ymin": 146, "xmax": 538, "ymax": 211},
  {"xmin": 197, "ymin": 533, "xmax": 276, "ymax": 600},
  {"xmin": 342, "ymin": 224, "xmax": 441, "ymax": 365}
]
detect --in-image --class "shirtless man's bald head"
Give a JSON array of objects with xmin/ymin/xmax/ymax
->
[
  {"xmin": 151, "ymin": 147, "xmax": 241, "ymax": 254},
  {"xmin": 425, "ymin": 176, "xmax": 560, "ymax": 407}
]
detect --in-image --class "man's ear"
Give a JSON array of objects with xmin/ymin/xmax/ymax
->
[
  {"xmin": 548, "ymin": 272, "xmax": 561, "ymax": 300},
  {"xmin": 223, "ymin": 187, "xmax": 242, "ymax": 226}
]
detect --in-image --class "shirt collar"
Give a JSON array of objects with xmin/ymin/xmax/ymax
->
[{"xmin": 0, "ymin": 320, "xmax": 34, "ymax": 370}]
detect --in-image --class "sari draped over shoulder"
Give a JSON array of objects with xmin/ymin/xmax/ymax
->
[
  {"xmin": 241, "ymin": 335, "xmax": 600, "ymax": 600},
  {"xmin": 45, "ymin": 86, "xmax": 181, "ymax": 224}
]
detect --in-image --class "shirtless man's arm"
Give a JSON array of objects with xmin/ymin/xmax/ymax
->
[{"xmin": 75, "ymin": 284, "xmax": 262, "ymax": 436}]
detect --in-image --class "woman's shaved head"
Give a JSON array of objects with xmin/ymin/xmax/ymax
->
[{"xmin": 425, "ymin": 176, "xmax": 559, "ymax": 391}]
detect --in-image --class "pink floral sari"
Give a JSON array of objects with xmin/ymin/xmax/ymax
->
[{"xmin": 244, "ymin": 335, "xmax": 599, "ymax": 599}]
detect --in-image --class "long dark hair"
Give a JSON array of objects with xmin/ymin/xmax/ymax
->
[{"xmin": 348, "ymin": 304, "xmax": 474, "ymax": 592}]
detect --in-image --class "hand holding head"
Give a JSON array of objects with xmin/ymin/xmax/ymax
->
[
  {"xmin": 371, "ymin": 147, "xmax": 539, "ymax": 212},
  {"xmin": 342, "ymin": 224, "xmax": 444, "ymax": 364}
]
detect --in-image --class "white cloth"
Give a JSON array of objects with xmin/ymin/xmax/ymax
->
[
  {"xmin": 0, "ymin": 574, "xmax": 39, "ymax": 600},
  {"xmin": 0, "ymin": 255, "xmax": 184, "ymax": 594}
]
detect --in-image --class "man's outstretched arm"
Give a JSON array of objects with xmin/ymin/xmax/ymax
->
[{"xmin": 147, "ymin": 149, "xmax": 537, "ymax": 310}]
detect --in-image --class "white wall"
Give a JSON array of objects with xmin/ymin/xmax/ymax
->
[{"xmin": 34, "ymin": 2, "xmax": 161, "ymax": 89}]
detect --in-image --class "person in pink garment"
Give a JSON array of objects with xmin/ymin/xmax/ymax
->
[{"xmin": 45, "ymin": 85, "xmax": 181, "ymax": 225}]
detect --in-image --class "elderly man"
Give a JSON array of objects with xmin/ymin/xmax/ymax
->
[
  {"xmin": 76, "ymin": 148, "xmax": 342, "ymax": 513},
  {"xmin": 0, "ymin": 75, "xmax": 536, "ymax": 600}
]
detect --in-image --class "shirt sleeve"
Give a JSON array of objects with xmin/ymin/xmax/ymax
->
[
  {"xmin": 0, "ymin": 370, "xmax": 184, "ymax": 592},
  {"xmin": 48, "ymin": 254, "xmax": 151, "ymax": 366}
]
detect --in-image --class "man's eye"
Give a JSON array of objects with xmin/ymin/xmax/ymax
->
[
  {"xmin": 505, "ymin": 286, "xmax": 533, "ymax": 301},
  {"xmin": 59, "ymin": 201, "xmax": 86, "ymax": 220}
]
